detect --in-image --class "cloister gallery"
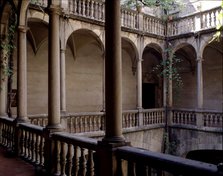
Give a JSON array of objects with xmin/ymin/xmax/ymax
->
[{"xmin": 0, "ymin": 0, "xmax": 222, "ymax": 175}]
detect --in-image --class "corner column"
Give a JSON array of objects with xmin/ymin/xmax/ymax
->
[
  {"xmin": 17, "ymin": 26, "xmax": 28, "ymax": 122},
  {"xmin": 44, "ymin": 5, "xmax": 62, "ymax": 175},
  {"xmin": 0, "ymin": 35, "xmax": 7, "ymax": 117},
  {"xmin": 47, "ymin": 5, "xmax": 62, "ymax": 129},
  {"xmin": 97, "ymin": 1, "xmax": 127, "ymax": 176},
  {"xmin": 103, "ymin": 0, "xmax": 124, "ymax": 143},
  {"xmin": 196, "ymin": 56, "xmax": 204, "ymax": 127},
  {"xmin": 60, "ymin": 48, "xmax": 66, "ymax": 113},
  {"xmin": 197, "ymin": 57, "xmax": 203, "ymax": 109},
  {"xmin": 136, "ymin": 35, "xmax": 143, "ymax": 126}
]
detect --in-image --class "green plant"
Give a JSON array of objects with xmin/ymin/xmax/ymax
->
[
  {"xmin": 210, "ymin": 0, "xmax": 223, "ymax": 43},
  {"xmin": 0, "ymin": 10, "xmax": 17, "ymax": 83},
  {"xmin": 153, "ymin": 47, "xmax": 183, "ymax": 90},
  {"xmin": 163, "ymin": 132, "xmax": 179, "ymax": 155},
  {"xmin": 122, "ymin": 0, "xmax": 181, "ymax": 12}
]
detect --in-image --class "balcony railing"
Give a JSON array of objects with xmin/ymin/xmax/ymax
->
[
  {"xmin": 168, "ymin": 7, "xmax": 222, "ymax": 36},
  {"xmin": 30, "ymin": 0, "xmax": 222, "ymax": 37},
  {"xmin": 0, "ymin": 116, "xmax": 223, "ymax": 176},
  {"xmin": 172, "ymin": 108, "xmax": 223, "ymax": 128},
  {"xmin": 29, "ymin": 108, "xmax": 165, "ymax": 133},
  {"xmin": 116, "ymin": 146, "xmax": 222, "ymax": 176}
]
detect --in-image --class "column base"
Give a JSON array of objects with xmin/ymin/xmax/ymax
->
[
  {"xmin": 15, "ymin": 116, "xmax": 30, "ymax": 123},
  {"xmin": 102, "ymin": 135, "xmax": 126, "ymax": 145},
  {"xmin": 45, "ymin": 124, "xmax": 63, "ymax": 133},
  {"xmin": 96, "ymin": 140, "xmax": 130, "ymax": 176}
]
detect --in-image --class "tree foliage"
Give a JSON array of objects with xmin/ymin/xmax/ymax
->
[{"xmin": 121, "ymin": 0, "xmax": 181, "ymax": 12}]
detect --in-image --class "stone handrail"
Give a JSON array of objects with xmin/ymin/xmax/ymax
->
[
  {"xmin": 116, "ymin": 146, "xmax": 222, "ymax": 176},
  {"xmin": 30, "ymin": 0, "xmax": 165, "ymax": 36},
  {"xmin": 122, "ymin": 110, "xmax": 139, "ymax": 128},
  {"xmin": 62, "ymin": 112, "xmax": 105, "ymax": 133},
  {"xmin": 29, "ymin": 108, "xmax": 165, "ymax": 132},
  {"xmin": 30, "ymin": 0, "xmax": 221, "ymax": 37},
  {"xmin": 142, "ymin": 108, "xmax": 165, "ymax": 126},
  {"xmin": 172, "ymin": 108, "xmax": 197, "ymax": 126},
  {"xmin": 203, "ymin": 111, "xmax": 223, "ymax": 128},
  {"xmin": 0, "ymin": 117, "xmax": 15, "ymax": 150},
  {"xmin": 18, "ymin": 123, "xmax": 45, "ymax": 167},
  {"xmin": 172, "ymin": 108, "xmax": 223, "ymax": 128},
  {"xmin": 168, "ymin": 7, "xmax": 222, "ymax": 36},
  {"xmin": 51, "ymin": 132, "xmax": 98, "ymax": 176}
]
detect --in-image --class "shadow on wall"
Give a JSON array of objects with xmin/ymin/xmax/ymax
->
[{"xmin": 186, "ymin": 150, "xmax": 223, "ymax": 165}]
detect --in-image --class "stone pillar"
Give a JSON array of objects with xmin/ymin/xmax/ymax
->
[
  {"xmin": 196, "ymin": 56, "xmax": 204, "ymax": 127},
  {"xmin": 97, "ymin": 1, "xmax": 128, "ymax": 176},
  {"xmin": 103, "ymin": 0, "xmax": 124, "ymax": 143},
  {"xmin": 60, "ymin": 49, "xmax": 66, "ymax": 113},
  {"xmin": 136, "ymin": 35, "xmax": 143, "ymax": 126},
  {"xmin": 47, "ymin": 5, "xmax": 61, "ymax": 129},
  {"xmin": 0, "ymin": 41, "xmax": 7, "ymax": 117},
  {"xmin": 17, "ymin": 26, "xmax": 28, "ymax": 122},
  {"xmin": 197, "ymin": 57, "xmax": 203, "ymax": 109},
  {"xmin": 137, "ymin": 58, "xmax": 143, "ymax": 125}
]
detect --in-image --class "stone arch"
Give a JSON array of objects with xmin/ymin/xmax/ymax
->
[
  {"xmin": 172, "ymin": 43, "xmax": 197, "ymax": 108},
  {"xmin": 121, "ymin": 37, "xmax": 138, "ymax": 110},
  {"xmin": 199, "ymin": 32, "xmax": 218, "ymax": 55},
  {"xmin": 65, "ymin": 28, "xmax": 104, "ymax": 61},
  {"xmin": 63, "ymin": 19, "xmax": 105, "ymax": 47},
  {"xmin": 202, "ymin": 37, "xmax": 223, "ymax": 110},
  {"xmin": 121, "ymin": 37, "xmax": 139, "ymax": 74},
  {"xmin": 65, "ymin": 28, "xmax": 104, "ymax": 112},
  {"xmin": 27, "ymin": 18, "xmax": 49, "ymax": 54},
  {"xmin": 142, "ymin": 43, "xmax": 163, "ymax": 109},
  {"xmin": 18, "ymin": 0, "xmax": 30, "ymax": 26}
]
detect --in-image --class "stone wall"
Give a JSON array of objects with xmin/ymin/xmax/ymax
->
[{"xmin": 169, "ymin": 127, "xmax": 223, "ymax": 157}]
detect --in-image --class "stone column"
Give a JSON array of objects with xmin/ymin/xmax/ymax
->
[
  {"xmin": 17, "ymin": 26, "xmax": 28, "ymax": 122},
  {"xmin": 196, "ymin": 56, "xmax": 203, "ymax": 127},
  {"xmin": 60, "ymin": 49, "xmax": 66, "ymax": 113},
  {"xmin": 47, "ymin": 5, "xmax": 61, "ymax": 129},
  {"xmin": 197, "ymin": 57, "xmax": 203, "ymax": 109},
  {"xmin": 103, "ymin": 0, "xmax": 124, "ymax": 143},
  {"xmin": 0, "ymin": 40, "xmax": 7, "ymax": 117},
  {"xmin": 137, "ymin": 58, "xmax": 143, "ymax": 125},
  {"xmin": 136, "ymin": 59, "xmax": 143, "ymax": 105}
]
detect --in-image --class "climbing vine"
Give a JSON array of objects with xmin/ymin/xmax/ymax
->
[
  {"xmin": 210, "ymin": 0, "xmax": 223, "ymax": 42},
  {"xmin": 152, "ymin": 46, "xmax": 183, "ymax": 91},
  {"xmin": 0, "ymin": 10, "xmax": 17, "ymax": 84}
]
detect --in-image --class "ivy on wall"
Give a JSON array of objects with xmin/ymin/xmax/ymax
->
[{"xmin": 0, "ymin": 10, "xmax": 16, "ymax": 84}]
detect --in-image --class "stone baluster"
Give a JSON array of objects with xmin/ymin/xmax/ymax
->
[
  {"xmin": 79, "ymin": 148, "xmax": 86, "ymax": 175},
  {"xmin": 90, "ymin": 1, "xmax": 94, "ymax": 19},
  {"xmin": 31, "ymin": 133, "xmax": 35, "ymax": 162},
  {"xmin": 82, "ymin": 0, "xmax": 86, "ymax": 16},
  {"xmin": 35, "ymin": 134, "xmax": 40, "ymax": 165},
  {"xmin": 87, "ymin": 150, "xmax": 94, "ymax": 176},
  {"xmin": 40, "ymin": 137, "xmax": 44, "ymax": 166},
  {"xmin": 19, "ymin": 129, "xmax": 24, "ymax": 156},
  {"xmin": 73, "ymin": 146, "xmax": 79, "ymax": 175},
  {"xmin": 67, "ymin": 144, "xmax": 73, "ymax": 176},
  {"xmin": 60, "ymin": 142, "xmax": 66, "ymax": 176},
  {"xmin": 54, "ymin": 140, "xmax": 61, "ymax": 175}
]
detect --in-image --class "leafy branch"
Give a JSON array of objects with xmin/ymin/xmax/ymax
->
[
  {"xmin": 153, "ymin": 47, "xmax": 183, "ymax": 89},
  {"xmin": 121, "ymin": 0, "xmax": 181, "ymax": 12},
  {"xmin": 210, "ymin": 0, "xmax": 223, "ymax": 43},
  {"xmin": 0, "ymin": 10, "xmax": 17, "ymax": 83}
]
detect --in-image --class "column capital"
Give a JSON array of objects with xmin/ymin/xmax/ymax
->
[
  {"xmin": 48, "ymin": 5, "xmax": 62, "ymax": 15},
  {"xmin": 60, "ymin": 48, "xmax": 66, "ymax": 53},
  {"xmin": 196, "ymin": 57, "xmax": 203, "ymax": 62},
  {"xmin": 18, "ymin": 25, "xmax": 29, "ymax": 33},
  {"xmin": 137, "ymin": 58, "xmax": 143, "ymax": 62}
]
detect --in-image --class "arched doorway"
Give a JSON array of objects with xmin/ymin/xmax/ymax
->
[{"xmin": 142, "ymin": 44, "xmax": 163, "ymax": 109}]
